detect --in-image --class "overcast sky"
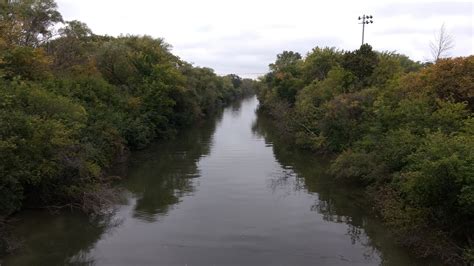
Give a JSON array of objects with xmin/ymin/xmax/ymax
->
[{"xmin": 56, "ymin": 0, "xmax": 473, "ymax": 78}]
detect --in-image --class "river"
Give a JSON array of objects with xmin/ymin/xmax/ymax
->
[{"xmin": 2, "ymin": 96, "xmax": 431, "ymax": 265}]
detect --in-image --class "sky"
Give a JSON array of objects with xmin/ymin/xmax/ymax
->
[{"xmin": 56, "ymin": 0, "xmax": 473, "ymax": 78}]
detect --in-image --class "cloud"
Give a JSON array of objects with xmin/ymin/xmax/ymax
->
[
  {"xmin": 195, "ymin": 25, "xmax": 214, "ymax": 33},
  {"xmin": 375, "ymin": 25, "xmax": 473, "ymax": 37},
  {"xmin": 56, "ymin": 0, "xmax": 474, "ymax": 78},
  {"xmin": 376, "ymin": 1, "xmax": 473, "ymax": 18}
]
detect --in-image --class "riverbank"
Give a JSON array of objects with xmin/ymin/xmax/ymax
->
[
  {"xmin": 1, "ymin": 0, "xmax": 260, "ymax": 225},
  {"xmin": 0, "ymin": 92, "xmax": 256, "ymax": 255},
  {"xmin": 1, "ymin": 1, "xmax": 260, "ymax": 254},
  {"xmin": 258, "ymin": 103, "xmax": 468, "ymax": 264},
  {"xmin": 256, "ymin": 46, "xmax": 473, "ymax": 264}
]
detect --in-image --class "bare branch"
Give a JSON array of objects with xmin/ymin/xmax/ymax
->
[{"xmin": 430, "ymin": 23, "xmax": 455, "ymax": 62}]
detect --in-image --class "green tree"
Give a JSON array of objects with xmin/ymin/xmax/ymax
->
[
  {"xmin": 302, "ymin": 46, "xmax": 342, "ymax": 82},
  {"xmin": 342, "ymin": 44, "xmax": 379, "ymax": 87},
  {"xmin": 6, "ymin": 0, "xmax": 63, "ymax": 46},
  {"xmin": 266, "ymin": 51, "xmax": 303, "ymax": 105}
]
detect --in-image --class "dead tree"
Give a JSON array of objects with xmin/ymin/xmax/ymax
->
[{"xmin": 430, "ymin": 23, "xmax": 454, "ymax": 62}]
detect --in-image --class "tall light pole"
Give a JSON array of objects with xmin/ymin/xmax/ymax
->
[{"xmin": 358, "ymin": 15, "xmax": 373, "ymax": 46}]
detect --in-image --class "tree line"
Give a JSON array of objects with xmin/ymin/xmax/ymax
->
[
  {"xmin": 257, "ymin": 45, "xmax": 473, "ymax": 263},
  {"xmin": 0, "ymin": 0, "xmax": 256, "ymax": 231}
]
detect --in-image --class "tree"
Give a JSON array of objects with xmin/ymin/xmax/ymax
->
[
  {"xmin": 269, "ymin": 51, "xmax": 302, "ymax": 75},
  {"xmin": 303, "ymin": 47, "xmax": 342, "ymax": 82},
  {"xmin": 225, "ymin": 74, "xmax": 242, "ymax": 89},
  {"xmin": 6, "ymin": 0, "xmax": 63, "ymax": 46},
  {"xmin": 430, "ymin": 24, "xmax": 454, "ymax": 62},
  {"xmin": 58, "ymin": 20, "xmax": 93, "ymax": 39},
  {"xmin": 342, "ymin": 44, "xmax": 379, "ymax": 87},
  {"xmin": 267, "ymin": 51, "xmax": 303, "ymax": 105},
  {"xmin": 47, "ymin": 21, "xmax": 96, "ymax": 72}
]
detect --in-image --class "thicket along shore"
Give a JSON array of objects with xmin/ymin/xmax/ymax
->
[
  {"xmin": 257, "ymin": 46, "xmax": 473, "ymax": 264},
  {"xmin": 0, "ymin": 0, "xmax": 256, "ymax": 254}
]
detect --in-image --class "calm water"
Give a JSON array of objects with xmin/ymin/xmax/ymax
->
[{"xmin": 2, "ymin": 96, "xmax": 429, "ymax": 265}]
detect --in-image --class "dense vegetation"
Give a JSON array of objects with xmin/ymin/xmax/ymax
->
[
  {"xmin": 258, "ymin": 45, "xmax": 473, "ymax": 263},
  {"xmin": 0, "ymin": 0, "xmax": 255, "ymax": 232}
]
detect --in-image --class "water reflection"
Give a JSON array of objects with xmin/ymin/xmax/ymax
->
[
  {"xmin": 2, "ymin": 108, "xmax": 224, "ymax": 266},
  {"xmin": 121, "ymin": 107, "xmax": 224, "ymax": 222},
  {"xmin": 2, "ymin": 211, "xmax": 120, "ymax": 265},
  {"xmin": 251, "ymin": 111, "xmax": 431, "ymax": 265}
]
